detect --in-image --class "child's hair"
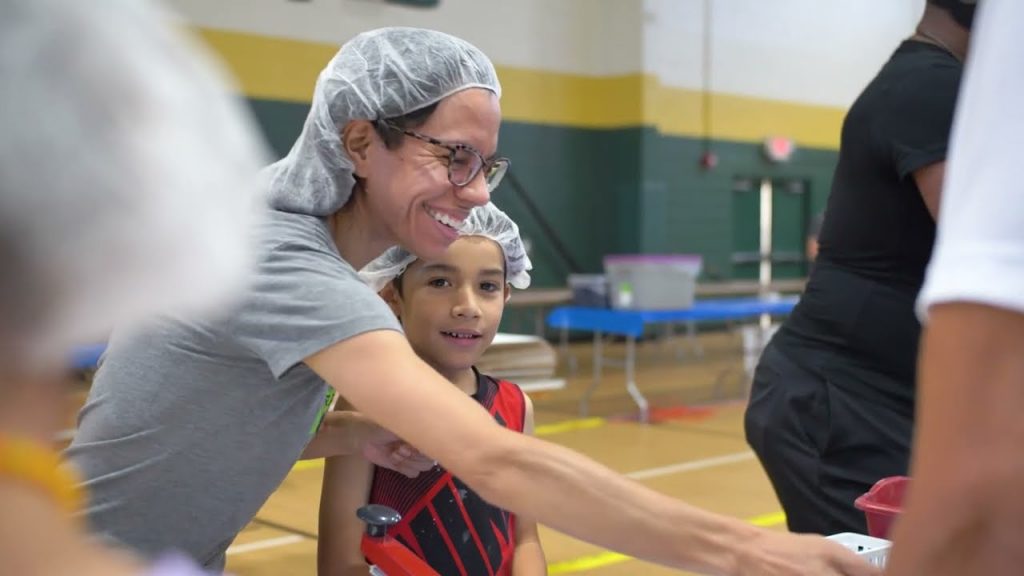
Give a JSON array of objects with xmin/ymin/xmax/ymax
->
[{"xmin": 360, "ymin": 202, "xmax": 531, "ymax": 292}]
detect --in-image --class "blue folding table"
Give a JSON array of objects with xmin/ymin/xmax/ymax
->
[
  {"xmin": 546, "ymin": 296, "xmax": 799, "ymax": 422},
  {"xmin": 71, "ymin": 343, "xmax": 106, "ymax": 371}
]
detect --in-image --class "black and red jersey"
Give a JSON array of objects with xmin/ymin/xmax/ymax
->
[{"xmin": 368, "ymin": 370, "xmax": 526, "ymax": 576}]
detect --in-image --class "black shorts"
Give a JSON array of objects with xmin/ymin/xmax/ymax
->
[{"xmin": 744, "ymin": 337, "xmax": 914, "ymax": 535}]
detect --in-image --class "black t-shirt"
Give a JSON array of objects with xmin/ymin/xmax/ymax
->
[{"xmin": 781, "ymin": 41, "xmax": 962, "ymax": 400}]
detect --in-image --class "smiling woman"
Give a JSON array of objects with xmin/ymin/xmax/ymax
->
[{"xmin": 67, "ymin": 27, "xmax": 505, "ymax": 571}]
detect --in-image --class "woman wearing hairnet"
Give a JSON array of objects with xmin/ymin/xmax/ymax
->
[
  {"xmin": 0, "ymin": 0, "xmax": 265, "ymax": 574},
  {"xmin": 68, "ymin": 27, "xmax": 877, "ymax": 576}
]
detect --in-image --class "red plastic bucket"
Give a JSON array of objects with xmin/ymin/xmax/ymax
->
[{"xmin": 854, "ymin": 476, "xmax": 909, "ymax": 539}]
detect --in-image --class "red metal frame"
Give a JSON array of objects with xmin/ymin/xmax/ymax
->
[{"xmin": 360, "ymin": 532, "xmax": 439, "ymax": 576}]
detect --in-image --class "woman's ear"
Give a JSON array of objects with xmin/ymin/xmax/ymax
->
[{"xmin": 342, "ymin": 120, "xmax": 375, "ymax": 178}]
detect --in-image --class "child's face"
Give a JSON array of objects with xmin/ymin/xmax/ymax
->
[{"xmin": 383, "ymin": 236, "xmax": 510, "ymax": 376}]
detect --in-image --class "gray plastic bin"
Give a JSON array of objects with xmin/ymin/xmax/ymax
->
[
  {"xmin": 568, "ymin": 274, "xmax": 609, "ymax": 308},
  {"xmin": 603, "ymin": 254, "xmax": 703, "ymax": 310}
]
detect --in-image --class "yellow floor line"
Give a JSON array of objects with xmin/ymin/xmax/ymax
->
[
  {"xmin": 548, "ymin": 551, "xmax": 632, "ymax": 574},
  {"xmin": 748, "ymin": 511, "xmax": 788, "ymax": 527},
  {"xmin": 547, "ymin": 511, "xmax": 787, "ymax": 574},
  {"xmin": 292, "ymin": 459, "xmax": 324, "ymax": 472},
  {"xmin": 534, "ymin": 417, "xmax": 607, "ymax": 436}
]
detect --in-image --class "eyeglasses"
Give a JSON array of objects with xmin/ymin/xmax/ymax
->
[{"xmin": 377, "ymin": 120, "xmax": 510, "ymax": 193}]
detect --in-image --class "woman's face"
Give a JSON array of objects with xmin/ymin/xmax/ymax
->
[{"xmin": 359, "ymin": 88, "xmax": 501, "ymax": 260}]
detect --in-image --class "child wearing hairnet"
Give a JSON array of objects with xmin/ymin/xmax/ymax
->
[{"xmin": 319, "ymin": 203, "xmax": 546, "ymax": 576}]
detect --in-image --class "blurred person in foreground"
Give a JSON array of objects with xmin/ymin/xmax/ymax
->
[
  {"xmin": 0, "ymin": 0, "xmax": 267, "ymax": 574},
  {"xmin": 888, "ymin": 0, "xmax": 1024, "ymax": 574}
]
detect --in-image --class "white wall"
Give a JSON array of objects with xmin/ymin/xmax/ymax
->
[
  {"xmin": 167, "ymin": 0, "xmax": 926, "ymax": 109},
  {"xmin": 166, "ymin": 0, "xmax": 643, "ymax": 76},
  {"xmin": 642, "ymin": 0, "xmax": 926, "ymax": 107}
]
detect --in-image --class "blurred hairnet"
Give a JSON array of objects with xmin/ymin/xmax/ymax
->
[
  {"xmin": 0, "ymin": 0, "xmax": 268, "ymax": 366},
  {"xmin": 264, "ymin": 27, "xmax": 501, "ymax": 216},
  {"xmin": 360, "ymin": 202, "xmax": 532, "ymax": 292}
]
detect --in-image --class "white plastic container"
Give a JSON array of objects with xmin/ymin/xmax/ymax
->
[{"xmin": 827, "ymin": 532, "xmax": 891, "ymax": 568}]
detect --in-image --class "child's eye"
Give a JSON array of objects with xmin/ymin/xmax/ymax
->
[
  {"xmin": 480, "ymin": 282, "xmax": 500, "ymax": 293},
  {"xmin": 428, "ymin": 278, "xmax": 451, "ymax": 288}
]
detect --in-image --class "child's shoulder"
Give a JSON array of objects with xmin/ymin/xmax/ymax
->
[
  {"xmin": 475, "ymin": 369, "xmax": 525, "ymax": 395},
  {"xmin": 473, "ymin": 369, "xmax": 529, "ymax": 431}
]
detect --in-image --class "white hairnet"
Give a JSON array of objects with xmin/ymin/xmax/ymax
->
[
  {"xmin": 0, "ymin": 0, "xmax": 268, "ymax": 366},
  {"xmin": 360, "ymin": 202, "xmax": 532, "ymax": 292},
  {"xmin": 264, "ymin": 27, "xmax": 501, "ymax": 216}
]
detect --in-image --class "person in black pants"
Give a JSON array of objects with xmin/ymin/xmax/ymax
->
[{"xmin": 745, "ymin": 0, "xmax": 976, "ymax": 536}]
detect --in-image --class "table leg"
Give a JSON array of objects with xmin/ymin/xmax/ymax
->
[
  {"xmin": 659, "ymin": 323, "xmax": 673, "ymax": 359},
  {"xmin": 579, "ymin": 330, "xmax": 603, "ymax": 417},
  {"xmin": 622, "ymin": 336, "xmax": 647, "ymax": 422},
  {"xmin": 624, "ymin": 336, "xmax": 649, "ymax": 423},
  {"xmin": 687, "ymin": 320, "xmax": 703, "ymax": 358},
  {"xmin": 559, "ymin": 325, "xmax": 578, "ymax": 376}
]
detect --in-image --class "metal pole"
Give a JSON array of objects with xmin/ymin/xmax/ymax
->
[{"xmin": 759, "ymin": 178, "xmax": 773, "ymax": 330}]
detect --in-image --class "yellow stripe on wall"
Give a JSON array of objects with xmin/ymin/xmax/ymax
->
[
  {"xmin": 642, "ymin": 78, "xmax": 846, "ymax": 150},
  {"xmin": 707, "ymin": 92, "xmax": 844, "ymax": 150},
  {"xmin": 195, "ymin": 28, "xmax": 335, "ymax": 103},
  {"xmin": 496, "ymin": 68, "xmax": 644, "ymax": 129},
  {"xmin": 193, "ymin": 27, "xmax": 843, "ymax": 149}
]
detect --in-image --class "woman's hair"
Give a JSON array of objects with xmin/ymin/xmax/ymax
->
[{"xmin": 373, "ymin": 102, "xmax": 440, "ymax": 149}]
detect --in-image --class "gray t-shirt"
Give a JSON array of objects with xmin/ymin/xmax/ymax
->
[{"xmin": 65, "ymin": 210, "xmax": 400, "ymax": 570}]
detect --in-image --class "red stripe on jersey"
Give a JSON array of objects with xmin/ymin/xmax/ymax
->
[
  {"xmin": 447, "ymin": 475, "xmax": 500, "ymax": 575},
  {"xmin": 426, "ymin": 500, "xmax": 469, "ymax": 576}
]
